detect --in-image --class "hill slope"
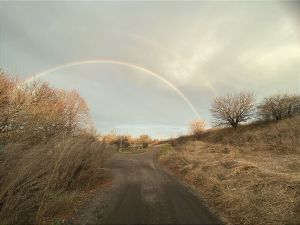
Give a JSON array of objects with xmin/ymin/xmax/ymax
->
[{"xmin": 159, "ymin": 117, "xmax": 300, "ymax": 225}]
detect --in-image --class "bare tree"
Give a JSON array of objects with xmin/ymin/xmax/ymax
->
[
  {"xmin": 210, "ymin": 92, "xmax": 255, "ymax": 128},
  {"xmin": 0, "ymin": 71, "xmax": 92, "ymax": 144},
  {"xmin": 0, "ymin": 71, "xmax": 15, "ymax": 140},
  {"xmin": 189, "ymin": 120, "xmax": 206, "ymax": 137},
  {"xmin": 257, "ymin": 93, "xmax": 300, "ymax": 121},
  {"xmin": 60, "ymin": 90, "xmax": 91, "ymax": 134}
]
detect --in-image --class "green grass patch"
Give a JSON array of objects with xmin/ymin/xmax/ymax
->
[{"xmin": 158, "ymin": 144, "xmax": 174, "ymax": 156}]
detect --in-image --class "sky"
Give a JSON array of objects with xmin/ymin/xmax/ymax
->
[{"xmin": 0, "ymin": 1, "xmax": 299, "ymax": 138}]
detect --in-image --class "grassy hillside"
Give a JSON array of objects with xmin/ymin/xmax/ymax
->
[{"xmin": 159, "ymin": 116, "xmax": 300, "ymax": 225}]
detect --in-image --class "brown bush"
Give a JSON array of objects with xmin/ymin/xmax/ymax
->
[
  {"xmin": 101, "ymin": 133, "xmax": 152, "ymax": 150},
  {"xmin": 0, "ymin": 71, "xmax": 109, "ymax": 224},
  {"xmin": 189, "ymin": 120, "xmax": 206, "ymax": 137},
  {"xmin": 210, "ymin": 92, "xmax": 255, "ymax": 128},
  {"xmin": 257, "ymin": 93, "xmax": 300, "ymax": 121},
  {"xmin": 0, "ymin": 72, "xmax": 91, "ymax": 144},
  {"xmin": 137, "ymin": 134, "xmax": 152, "ymax": 148}
]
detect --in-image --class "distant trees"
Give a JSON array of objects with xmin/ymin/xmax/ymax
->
[
  {"xmin": 207, "ymin": 91, "xmax": 300, "ymax": 129},
  {"xmin": 257, "ymin": 93, "xmax": 300, "ymax": 121},
  {"xmin": 189, "ymin": 120, "xmax": 206, "ymax": 137},
  {"xmin": 101, "ymin": 133, "xmax": 152, "ymax": 149},
  {"xmin": 0, "ymin": 71, "xmax": 91, "ymax": 144},
  {"xmin": 210, "ymin": 92, "xmax": 255, "ymax": 128},
  {"xmin": 138, "ymin": 134, "xmax": 152, "ymax": 148}
]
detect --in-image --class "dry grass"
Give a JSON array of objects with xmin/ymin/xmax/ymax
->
[
  {"xmin": 200, "ymin": 116, "xmax": 300, "ymax": 153},
  {"xmin": 0, "ymin": 133, "xmax": 111, "ymax": 225},
  {"xmin": 159, "ymin": 117, "xmax": 300, "ymax": 225}
]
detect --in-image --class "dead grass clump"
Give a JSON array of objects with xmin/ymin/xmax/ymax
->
[
  {"xmin": 199, "ymin": 116, "xmax": 300, "ymax": 153},
  {"xmin": 0, "ymin": 133, "xmax": 110, "ymax": 225}
]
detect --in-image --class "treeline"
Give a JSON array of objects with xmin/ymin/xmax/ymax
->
[
  {"xmin": 189, "ymin": 92, "xmax": 300, "ymax": 134},
  {"xmin": 100, "ymin": 133, "xmax": 153, "ymax": 149},
  {"xmin": 0, "ymin": 71, "xmax": 91, "ymax": 145}
]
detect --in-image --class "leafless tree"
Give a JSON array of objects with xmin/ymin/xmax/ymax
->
[
  {"xmin": 210, "ymin": 92, "xmax": 255, "ymax": 128},
  {"xmin": 257, "ymin": 93, "xmax": 300, "ymax": 121},
  {"xmin": 0, "ymin": 71, "xmax": 92, "ymax": 144}
]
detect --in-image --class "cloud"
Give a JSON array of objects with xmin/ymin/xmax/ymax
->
[{"xmin": 0, "ymin": 1, "xmax": 298, "ymax": 137}]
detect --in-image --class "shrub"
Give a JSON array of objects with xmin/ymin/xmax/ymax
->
[
  {"xmin": 257, "ymin": 93, "xmax": 300, "ymax": 121},
  {"xmin": 189, "ymin": 120, "xmax": 206, "ymax": 137},
  {"xmin": 0, "ymin": 72, "xmax": 91, "ymax": 144},
  {"xmin": 137, "ymin": 134, "xmax": 152, "ymax": 148}
]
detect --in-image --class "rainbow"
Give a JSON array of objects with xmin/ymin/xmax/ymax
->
[{"xmin": 24, "ymin": 59, "xmax": 201, "ymax": 118}]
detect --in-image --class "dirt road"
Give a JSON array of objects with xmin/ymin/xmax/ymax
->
[{"xmin": 69, "ymin": 146, "xmax": 222, "ymax": 224}]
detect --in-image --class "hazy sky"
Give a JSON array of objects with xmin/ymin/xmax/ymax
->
[{"xmin": 0, "ymin": 1, "xmax": 299, "ymax": 138}]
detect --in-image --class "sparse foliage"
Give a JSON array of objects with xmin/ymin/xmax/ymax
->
[
  {"xmin": 210, "ymin": 92, "xmax": 255, "ymax": 128},
  {"xmin": 0, "ymin": 71, "xmax": 91, "ymax": 144},
  {"xmin": 257, "ymin": 93, "xmax": 300, "ymax": 121},
  {"xmin": 189, "ymin": 120, "xmax": 206, "ymax": 137}
]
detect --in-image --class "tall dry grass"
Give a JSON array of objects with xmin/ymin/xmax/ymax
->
[
  {"xmin": 200, "ymin": 116, "xmax": 300, "ymax": 153},
  {"xmin": 0, "ymin": 133, "xmax": 110, "ymax": 225},
  {"xmin": 159, "ymin": 116, "xmax": 300, "ymax": 225}
]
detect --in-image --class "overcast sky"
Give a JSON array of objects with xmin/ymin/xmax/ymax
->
[{"xmin": 0, "ymin": 1, "xmax": 299, "ymax": 138}]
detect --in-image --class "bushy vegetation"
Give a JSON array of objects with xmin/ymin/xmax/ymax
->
[
  {"xmin": 257, "ymin": 93, "xmax": 300, "ymax": 121},
  {"xmin": 0, "ymin": 71, "xmax": 109, "ymax": 224},
  {"xmin": 189, "ymin": 120, "xmax": 206, "ymax": 137},
  {"xmin": 101, "ymin": 133, "xmax": 152, "ymax": 150},
  {"xmin": 209, "ymin": 91, "xmax": 300, "ymax": 128},
  {"xmin": 0, "ymin": 70, "xmax": 91, "ymax": 145}
]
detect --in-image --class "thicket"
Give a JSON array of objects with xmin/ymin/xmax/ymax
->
[{"xmin": 0, "ymin": 71, "xmax": 108, "ymax": 224}]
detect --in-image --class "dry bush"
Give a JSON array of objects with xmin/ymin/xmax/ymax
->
[
  {"xmin": 112, "ymin": 135, "xmax": 131, "ymax": 149},
  {"xmin": 189, "ymin": 120, "xmax": 206, "ymax": 137},
  {"xmin": 0, "ymin": 71, "xmax": 18, "ymax": 142},
  {"xmin": 210, "ymin": 92, "xmax": 255, "ymax": 128},
  {"xmin": 257, "ymin": 93, "xmax": 300, "ymax": 121},
  {"xmin": 0, "ymin": 134, "xmax": 110, "ymax": 225},
  {"xmin": 137, "ymin": 134, "xmax": 152, "ymax": 148},
  {"xmin": 101, "ymin": 133, "xmax": 152, "ymax": 150},
  {"xmin": 0, "ymin": 72, "xmax": 91, "ymax": 144},
  {"xmin": 0, "ymin": 71, "xmax": 109, "ymax": 224},
  {"xmin": 101, "ymin": 132, "xmax": 118, "ymax": 146}
]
